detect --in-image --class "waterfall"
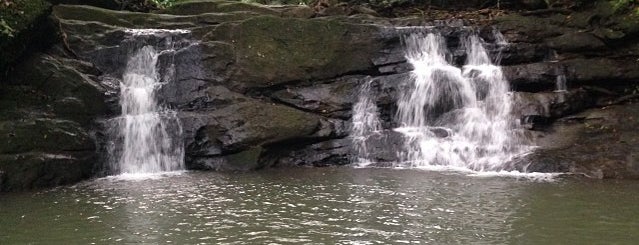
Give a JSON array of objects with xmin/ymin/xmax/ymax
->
[
  {"xmin": 555, "ymin": 74, "xmax": 568, "ymax": 92},
  {"xmin": 351, "ymin": 78, "xmax": 383, "ymax": 166},
  {"xmin": 351, "ymin": 30, "xmax": 532, "ymax": 172},
  {"xmin": 396, "ymin": 33, "xmax": 525, "ymax": 171},
  {"xmin": 106, "ymin": 29, "xmax": 187, "ymax": 175},
  {"xmin": 395, "ymin": 32, "xmax": 528, "ymax": 171}
]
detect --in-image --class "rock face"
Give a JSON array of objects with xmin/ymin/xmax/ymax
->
[
  {"xmin": 493, "ymin": 1, "xmax": 639, "ymax": 179},
  {"xmin": 3, "ymin": 0, "xmax": 639, "ymax": 191},
  {"xmin": 0, "ymin": 53, "xmax": 109, "ymax": 191},
  {"xmin": 44, "ymin": 1, "xmax": 406, "ymax": 176}
]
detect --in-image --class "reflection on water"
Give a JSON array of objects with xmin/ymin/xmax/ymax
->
[{"xmin": 1, "ymin": 168, "xmax": 638, "ymax": 244}]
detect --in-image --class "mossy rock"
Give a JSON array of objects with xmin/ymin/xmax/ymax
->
[
  {"xmin": 208, "ymin": 100, "xmax": 322, "ymax": 151},
  {"xmin": 206, "ymin": 15, "xmax": 381, "ymax": 90},
  {"xmin": 0, "ymin": 119, "xmax": 94, "ymax": 154},
  {"xmin": 0, "ymin": 152, "xmax": 95, "ymax": 191},
  {"xmin": 159, "ymin": 0, "xmax": 281, "ymax": 15},
  {"xmin": 4, "ymin": 54, "xmax": 108, "ymax": 124},
  {"xmin": 0, "ymin": 0, "xmax": 52, "ymax": 72}
]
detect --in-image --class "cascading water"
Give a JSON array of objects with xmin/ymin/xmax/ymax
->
[
  {"xmin": 351, "ymin": 30, "xmax": 532, "ymax": 172},
  {"xmin": 106, "ymin": 29, "xmax": 188, "ymax": 175},
  {"xmin": 351, "ymin": 78, "xmax": 383, "ymax": 166},
  {"xmin": 395, "ymin": 32, "xmax": 528, "ymax": 171}
]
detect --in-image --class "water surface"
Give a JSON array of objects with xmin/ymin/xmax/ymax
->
[{"xmin": 1, "ymin": 168, "xmax": 638, "ymax": 244}]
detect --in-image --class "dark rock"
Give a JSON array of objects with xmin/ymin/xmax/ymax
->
[
  {"xmin": 273, "ymin": 138, "xmax": 351, "ymax": 167},
  {"xmin": 495, "ymin": 14, "xmax": 569, "ymax": 43},
  {"xmin": 158, "ymin": 0, "xmax": 280, "ymax": 16},
  {"xmin": 0, "ymin": 51, "xmax": 107, "ymax": 191},
  {"xmin": 563, "ymin": 58, "xmax": 639, "ymax": 83},
  {"xmin": 512, "ymin": 89, "xmax": 594, "ymax": 119},
  {"xmin": 190, "ymin": 147, "xmax": 264, "ymax": 171},
  {"xmin": 0, "ymin": 152, "xmax": 95, "ymax": 191},
  {"xmin": 525, "ymin": 104, "xmax": 639, "ymax": 179},
  {"xmin": 360, "ymin": 130, "xmax": 407, "ymax": 164},
  {"xmin": 519, "ymin": 0, "xmax": 547, "ymax": 10},
  {"xmin": 546, "ymin": 32, "xmax": 606, "ymax": 52},
  {"xmin": 270, "ymin": 76, "xmax": 364, "ymax": 119},
  {"xmin": 492, "ymin": 42, "xmax": 549, "ymax": 66},
  {"xmin": 202, "ymin": 15, "xmax": 384, "ymax": 92},
  {"xmin": 502, "ymin": 62, "xmax": 561, "ymax": 91},
  {"xmin": 0, "ymin": 0, "xmax": 53, "ymax": 72},
  {"xmin": 48, "ymin": 0, "xmax": 120, "ymax": 10}
]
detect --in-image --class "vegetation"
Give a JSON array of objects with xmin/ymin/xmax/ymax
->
[
  {"xmin": 611, "ymin": 0, "xmax": 638, "ymax": 14},
  {"xmin": 0, "ymin": 0, "xmax": 49, "ymax": 39},
  {"xmin": 0, "ymin": 0, "xmax": 51, "ymax": 72}
]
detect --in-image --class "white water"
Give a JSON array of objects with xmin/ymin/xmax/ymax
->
[
  {"xmin": 351, "ymin": 31, "xmax": 538, "ymax": 175},
  {"xmin": 395, "ymin": 32, "xmax": 529, "ymax": 171},
  {"xmin": 555, "ymin": 74, "xmax": 568, "ymax": 92},
  {"xmin": 110, "ymin": 35, "xmax": 185, "ymax": 174},
  {"xmin": 351, "ymin": 78, "xmax": 383, "ymax": 166}
]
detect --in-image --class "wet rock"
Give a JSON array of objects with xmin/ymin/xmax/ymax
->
[
  {"xmin": 157, "ymin": 0, "xmax": 280, "ymax": 16},
  {"xmin": 546, "ymin": 32, "xmax": 606, "ymax": 52},
  {"xmin": 0, "ymin": 119, "xmax": 94, "ymax": 154},
  {"xmin": 361, "ymin": 130, "xmax": 407, "ymax": 164},
  {"xmin": 0, "ymin": 51, "xmax": 108, "ymax": 191},
  {"xmin": 203, "ymin": 15, "xmax": 384, "ymax": 91},
  {"xmin": 0, "ymin": 152, "xmax": 96, "ymax": 191},
  {"xmin": 502, "ymin": 62, "xmax": 560, "ymax": 91},
  {"xmin": 495, "ymin": 42, "xmax": 549, "ymax": 66},
  {"xmin": 512, "ymin": 89, "xmax": 594, "ymax": 120},
  {"xmin": 525, "ymin": 104, "xmax": 639, "ymax": 179},
  {"xmin": 272, "ymin": 138, "xmax": 351, "ymax": 167},
  {"xmin": 563, "ymin": 58, "xmax": 639, "ymax": 83},
  {"xmin": 190, "ymin": 147, "xmax": 264, "ymax": 171},
  {"xmin": 270, "ymin": 76, "xmax": 364, "ymax": 119}
]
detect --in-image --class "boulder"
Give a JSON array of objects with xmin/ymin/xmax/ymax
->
[
  {"xmin": 202, "ymin": 15, "xmax": 384, "ymax": 91},
  {"xmin": 0, "ymin": 152, "xmax": 95, "ymax": 191},
  {"xmin": 524, "ymin": 104, "xmax": 639, "ymax": 179},
  {"xmin": 181, "ymin": 100, "xmax": 329, "ymax": 170},
  {"xmin": 0, "ymin": 52, "xmax": 108, "ymax": 191},
  {"xmin": 270, "ymin": 75, "xmax": 364, "ymax": 119},
  {"xmin": 546, "ymin": 32, "xmax": 607, "ymax": 52}
]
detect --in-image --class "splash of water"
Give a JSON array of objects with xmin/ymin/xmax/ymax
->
[{"xmin": 394, "ymin": 32, "xmax": 530, "ymax": 171}]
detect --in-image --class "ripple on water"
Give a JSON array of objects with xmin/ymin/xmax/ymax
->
[{"xmin": 1, "ymin": 168, "xmax": 639, "ymax": 244}]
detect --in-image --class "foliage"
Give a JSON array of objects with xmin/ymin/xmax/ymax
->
[
  {"xmin": 610, "ymin": 0, "xmax": 638, "ymax": 14},
  {"xmin": 0, "ymin": 0, "xmax": 51, "ymax": 72},
  {"xmin": 0, "ymin": 0, "xmax": 50, "ymax": 43}
]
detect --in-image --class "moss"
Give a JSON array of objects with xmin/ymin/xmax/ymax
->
[
  {"xmin": 216, "ymin": 15, "xmax": 379, "ymax": 88},
  {"xmin": 0, "ymin": 0, "xmax": 52, "ymax": 72}
]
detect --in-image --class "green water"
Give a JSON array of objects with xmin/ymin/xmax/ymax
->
[{"xmin": 1, "ymin": 168, "xmax": 638, "ymax": 244}]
